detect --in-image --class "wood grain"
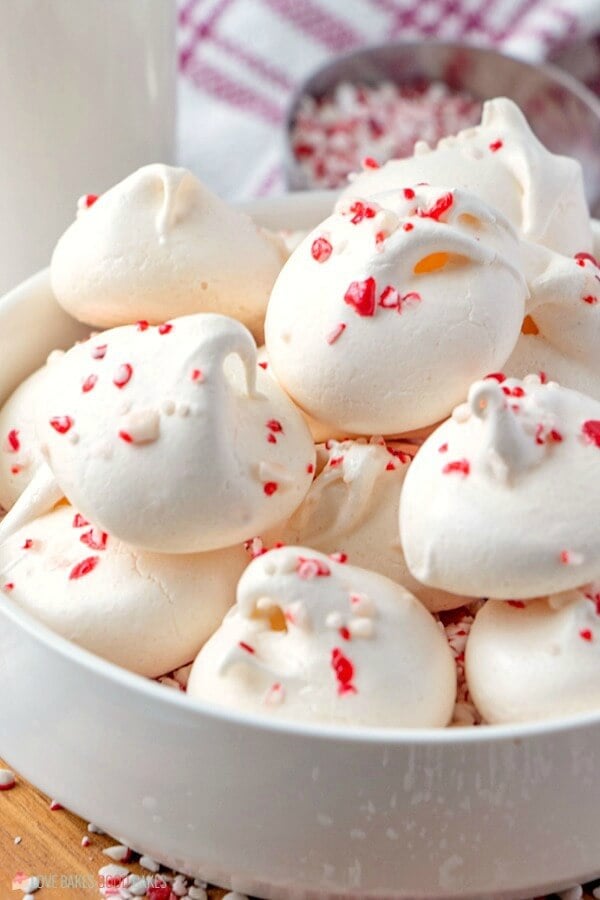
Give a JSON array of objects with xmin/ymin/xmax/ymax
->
[{"xmin": 0, "ymin": 757, "xmax": 229, "ymax": 898}]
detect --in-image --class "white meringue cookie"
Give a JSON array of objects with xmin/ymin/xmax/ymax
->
[
  {"xmin": 343, "ymin": 97, "xmax": 592, "ymax": 257},
  {"xmin": 400, "ymin": 375, "xmax": 600, "ymax": 599},
  {"xmin": 1, "ymin": 314, "xmax": 315, "ymax": 553},
  {"xmin": 466, "ymin": 586, "xmax": 600, "ymax": 724},
  {"xmin": 50, "ymin": 165, "xmax": 286, "ymax": 341},
  {"xmin": 0, "ymin": 353, "xmax": 63, "ymax": 510},
  {"xmin": 505, "ymin": 232, "xmax": 600, "ymax": 399},
  {"xmin": 265, "ymin": 185, "xmax": 527, "ymax": 436},
  {"xmin": 187, "ymin": 546, "xmax": 456, "ymax": 728},
  {"xmin": 0, "ymin": 505, "xmax": 248, "ymax": 678},
  {"xmin": 264, "ymin": 438, "xmax": 470, "ymax": 612}
]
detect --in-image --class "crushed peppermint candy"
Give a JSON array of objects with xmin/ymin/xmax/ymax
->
[
  {"xmin": 291, "ymin": 80, "xmax": 481, "ymax": 189},
  {"xmin": 439, "ymin": 607, "xmax": 482, "ymax": 727},
  {"xmin": 69, "ymin": 556, "xmax": 100, "ymax": 580},
  {"xmin": 0, "ymin": 768, "xmax": 16, "ymax": 790}
]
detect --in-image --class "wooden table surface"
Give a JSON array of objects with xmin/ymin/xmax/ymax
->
[
  {"xmin": 1, "ymin": 756, "xmax": 598, "ymax": 900},
  {"xmin": 0, "ymin": 757, "xmax": 232, "ymax": 899}
]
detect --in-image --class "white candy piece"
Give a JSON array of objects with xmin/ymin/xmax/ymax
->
[
  {"xmin": 344, "ymin": 97, "xmax": 592, "ymax": 257},
  {"xmin": 0, "ymin": 505, "xmax": 248, "ymax": 678},
  {"xmin": 51, "ymin": 165, "xmax": 286, "ymax": 341},
  {"xmin": 0, "ymin": 354, "xmax": 64, "ymax": 511},
  {"xmin": 187, "ymin": 546, "xmax": 456, "ymax": 728},
  {"xmin": 265, "ymin": 185, "xmax": 527, "ymax": 435},
  {"xmin": 264, "ymin": 438, "xmax": 470, "ymax": 612},
  {"xmin": 0, "ymin": 314, "xmax": 315, "ymax": 553},
  {"xmin": 466, "ymin": 585, "xmax": 600, "ymax": 724},
  {"xmin": 400, "ymin": 376, "xmax": 600, "ymax": 599},
  {"xmin": 506, "ymin": 227, "xmax": 600, "ymax": 400}
]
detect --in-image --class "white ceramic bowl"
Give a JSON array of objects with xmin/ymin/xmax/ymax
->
[{"xmin": 1, "ymin": 193, "xmax": 600, "ymax": 900}]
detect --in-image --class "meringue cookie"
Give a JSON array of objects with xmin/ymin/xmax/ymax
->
[
  {"xmin": 264, "ymin": 438, "xmax": 470, "ymax": 612},
  {"xmin": 343, "ymin": 97, "xmax": 592, "ymax": 257},
  {"xmin": 466, "ymin": 586, "xmax": 600, "ymax": 724},
  {"xmin": 0, "ymin": 505, "xmax": 248, "ymax": 678},
  {"xmin": 50, "ymin": 165, "xmax": 286, "ymax": 341},
  {"xmin": 400, "ymin": 375, "xmax": 600, "ymax": 599},
  {"xmin": 505, "ymin": 235, "xmax": 600, "ymax": 399},
  {"xmin": 0, "ymin": 353, "xmax": 63, "ymax": 510},
  {"xmin": 1, "ymin": 314, "xmax": 315, "ymax": 553},
  {"xmin": 187, "ymin": 546, "xmax": 456, "ymax": 728},
  {"xmin": 265, "ymin": 185, "xmax": 527, "ymax": 435}
]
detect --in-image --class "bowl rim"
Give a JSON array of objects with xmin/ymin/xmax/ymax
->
[{"xmin": 284, "ymin": 38, "xmax": 600, "ymax": 186}]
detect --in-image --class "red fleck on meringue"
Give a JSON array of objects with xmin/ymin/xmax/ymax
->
[
  {"xmin": 344, "ymin": 277, "xmax": 377, "ymax": 317},
  {"xmin": 49, "ymin": 416, "xmax": 74, "ymax": 434},
  {"xmin": 112, "ymin": 362, "xmax": 133, "ymax": 389},
  {"xmin": 311, "ymin": 237, "xmax": 332, "ymax": 263},
  {"xmin": 69, "ymin": 556, "xmax": 100, "ymax": 580}
]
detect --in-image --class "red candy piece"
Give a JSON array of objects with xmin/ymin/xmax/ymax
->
[
  {"xmin": 326, "ymin": 323, "xmax": 346, "ymax": 345},
  {"xmin": 81, "ymin": 374, "xmax": 98, "ymax": 393},
  {"xmin": 582, "ymin": 420, "xmax": 600, "ymax": 447},
  {"xmin": 113, "ymin": 363, "xmax": 133, "ymax": 389},
  {"xmin": 91, "ymin": 344, "xmax": 107, "ymax": 360},
  {"xmin": 296, "ymin": 556, "xmax": 331, "ymax": 579},
  {"xmin": 443, "ymin": 459, "xmax": 470, "ymax": 476},
  {"xmin": 69, "ymin": 556, "xmax": 100, "ymax": 580},
  {"xmin": 158, "ymin": 323, "xmax": 173, "ymax": 335},
  {"xmin": 417, "ymin": 192, "xmax": 454, "ymax": 221},
  {"xmin": 331, "ymin": 647, "xmax": 357, "ymax": 695},
  {"xmin": 485, "ymin": 372, "xmax": 506, "ymax": 383},
  {"xmin": 574, "ymin": 252, "xmax": 600, "ymax": 269},
  {"xmin": 347, "ymin": 201, "xmax": 377, "ymax": 225},
  {"xmin": 263, "ymin": 481, "xmax": 278, "ymax": 496},
  {"xmin": 80, "ymin": 528, "xmax": 108, "ymax": 551},
  {"xmin": 7, "ymin": 429, "xmax": 20, "ymax": 452},
  {"xmin": 489, "ymin": 139, "xmax": 503, "ymax": 152},
  {"xmin": 311, "ymin": 236, "xmax": 333, "ymax": 263},
  {"xmin": 344, "ymin": 277, "xmax": 376, "ymax": 317},
  {"xmin": 50, "ymin": 416, "xmax": 74, "ymax": 434}
]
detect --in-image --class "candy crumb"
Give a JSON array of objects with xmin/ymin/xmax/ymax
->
[{"xmin": 0, "ymin": 769, "xmax": 16, "ymax": 790}]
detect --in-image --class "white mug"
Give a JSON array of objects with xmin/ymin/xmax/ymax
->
[{"xmin": 0, "ymin": 0, "xmax": 176, "ymax": 294}]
